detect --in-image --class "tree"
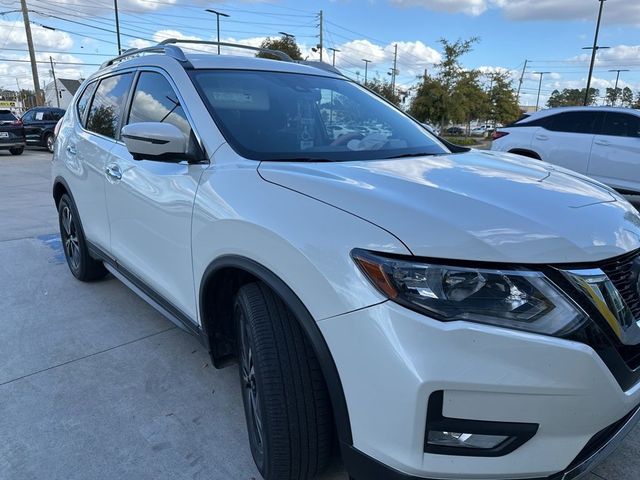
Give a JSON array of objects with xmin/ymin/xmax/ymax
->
[
  {"xmin": 621, "ymin": 87, "xmax": 634, "ymax": 108},
  {"xmin": 366, "ymin": 77, "xmax": 401, "ymax": 106},
  {"xmin": 409, "ymin": 37, "xmax": 490, "ymax": 130},
  {"xmin": 256, "ymin": 35, "xmax": 302, "ymax": 61},
  {"xmin": 486, "ymin": 71, "xmax": 521, "ymax": 125},
  {"xmin": 547, "ymin": 88, "xmax": 599, "ymax": 108},
  {"xmin": 606, "ymin": 87, "xmax": 622, "ymax": 106}
]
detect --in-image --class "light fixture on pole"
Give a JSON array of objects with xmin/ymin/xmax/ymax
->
[
  {"xmin": 533, "ymin": 72, "xmax": 551, "ymax": 111},
  {"xmin": 362, "ymin": 59, "xmax": 371, "ymax": 84},
  {"xmin": 584, "ymin": 0, "xmax": 607, "ymax": 106},
  {"xmin": 608, "ymin": 69, "xmax": 629, "ymax": 105},
  {"xmin": 328, "ymin": 47, "xmax": 340, "ymax": 67},
  {"xmin": 205, "ymin": 9, "xmax": 230, "ymax": 55},
  {"xmin": 278, "ymin": 31, "xmax": 294, "ymax": 39}
]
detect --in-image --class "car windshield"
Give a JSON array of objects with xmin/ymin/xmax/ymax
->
[
  {"xmin": 190, "ymin": 69, "xmax": 449, "ymax": 161},
  {"xmin": 0, "ymin": 110, "xmax": 17, "ymax": 122}
]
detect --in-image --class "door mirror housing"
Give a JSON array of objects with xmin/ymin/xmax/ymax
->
[{"xmin": 121, "ymin": 122, "xmax": 199, "ymax": 162}]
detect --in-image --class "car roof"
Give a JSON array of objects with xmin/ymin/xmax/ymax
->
[
  {"xmin": 524, "ymin": 106, "xmax": 640, "ymax": 120},
  {"xmin": 94, "ymin": 51, "xmax": 343, "ymax": 82}
]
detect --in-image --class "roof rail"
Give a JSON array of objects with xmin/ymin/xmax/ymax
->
[
  {"xmin": 158, "ymin": 38, "xmax": 294, "ymax": 62},
  {"xmin": 100, "ymin": 44, "xmax": 190, "ymax": 69}
]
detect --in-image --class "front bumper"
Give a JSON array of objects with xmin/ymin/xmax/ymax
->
[{"xmin": 319, "ymin": 301, "xmax": 640, "ymax": 479}]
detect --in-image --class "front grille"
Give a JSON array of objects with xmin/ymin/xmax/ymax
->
[
  {"xmin": 601, "ymin": 250, "xmax": 640, "ymax": 320},
  {"xmin": 600, "ymin": 250, "xmax": 640, "ymax": 369}
]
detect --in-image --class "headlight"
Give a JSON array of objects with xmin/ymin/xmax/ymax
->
[{"xmin": 352, "ymin": 249, "xmax": 587, "ymax": 336}]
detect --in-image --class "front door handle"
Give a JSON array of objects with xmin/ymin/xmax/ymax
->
[
  {"xmin": 66, "ymin": 144, "xmax": 77, "ymax": 155},
  {"xmin": 594, "ymin": 139, "xmax": 610, "ymax": 146},
  {"xmin": 535, "ymin": 134, "xmax": 549, "ymax": 141},
  {"xmin": 105, "ymin": 163, "xmax": 122, "ymax": 181}
]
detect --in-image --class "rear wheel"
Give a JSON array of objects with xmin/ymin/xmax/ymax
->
[
  {"xmin": 57, "ymin": 194, "xmax": 107, "ymax": 281},
  {"xmin": 45, "ymin": 133, "xmax": 55, "ymax": 153},
  {"xmin": 235, "ymin": 282, "xmax": 333, "ymax": 480},
  {"xmin": 9, "ymin": 147, "xmax": 24, "ymax": 155}
]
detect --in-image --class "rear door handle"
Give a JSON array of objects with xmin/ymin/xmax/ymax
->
[
  {"xmin": 535, "ymin": 134, "xmax": 549, "ymax": 141},
  {"xmin": 105, "ymin": 163, "xmax": 122, "ymax": 181},
  {"xmin": 594, "ymin": 139, "xmax": 610, "ymax": 146},
  {"xmin": 66, "ymin": 144, "xmax": 76, "ymax": 155}
]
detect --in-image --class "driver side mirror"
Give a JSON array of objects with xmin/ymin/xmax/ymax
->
[{"xmin": 121, "ymin": 122, "xmax": 199, "ymax": 163}]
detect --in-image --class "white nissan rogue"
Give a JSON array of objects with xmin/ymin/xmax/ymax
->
[{"xmin": 52, "ymin": 40, "xmax": 640, "ymax": 480}]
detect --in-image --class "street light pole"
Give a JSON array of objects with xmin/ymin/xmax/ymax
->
[
  {"xmin": 205, "ymin": 9, "xmax": 229, "ymax": 55},
  {"xmin": 584, "ymin": 0, "xmax": 606, "ymax": 106},
  {"xmin": 533, "ymin": 72, "xmax": 551, "ymax": 111},
  {"xmin": 608, "ymin": 69, "xmax": 629, "ymax": 105},
  {"xmin": 328, "ymin": 47, "xmax": 340, "ymax": 67},
  {"xmin": 114, "ymin": 0, "xmax": 122, "ymax": 54},
  {"xmin": 362, "ymin": 59, "xmax": 371, "ymax": 85}
]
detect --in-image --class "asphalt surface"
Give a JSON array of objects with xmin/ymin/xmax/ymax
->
[{"xmin": 1, "ymin": 148, "xmax": 637, "ymax": 480}]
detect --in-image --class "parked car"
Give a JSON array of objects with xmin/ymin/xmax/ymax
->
[
  {"xmin": 445, "ymin": 125, "xmax": 465, "ymax": 136},
  {"xmin": 470, "ymin": 125, "xmax": 487, "ymax": 136},
  {"xmin": 21, "ymin": 107, "xmax": 65, "ymax": 153},
  {"xmin": 492, "ymin": 106, "xmax": 640, "ymax": 194},
  {"xmin": 53, "ymin": 41, "xmax": 640, "ymax": 480},
  {"xmin": 0, "ymin": 109, "xmax": 26, "ymax": 155},
  {"xmin": 421, "ymin": 122, "xmax": 440, "ymax": 136}
]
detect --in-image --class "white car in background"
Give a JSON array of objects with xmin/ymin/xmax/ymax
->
[{"xmin": 492, "ymin": 106, "xmax": 640, "ymax": 194}]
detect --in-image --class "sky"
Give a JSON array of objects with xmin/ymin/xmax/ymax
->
[{"xmin": 1, "ymin": 0, "xmax": 639, "ymax": 107}]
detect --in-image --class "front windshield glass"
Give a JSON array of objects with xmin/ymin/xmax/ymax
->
[{"xmin": 190, "ymin": 69, "xmax": 449, "ymax": 161}]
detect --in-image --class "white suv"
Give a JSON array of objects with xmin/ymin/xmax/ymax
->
[
  {"xmin": 52, "ymin": 40, "xmax": 640, "ymax": 480},
  {"xmin": 491, "ymin": 106, "xmax": 640, "ymax": 194}
]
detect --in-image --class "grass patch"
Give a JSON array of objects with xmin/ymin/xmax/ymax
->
[{"xmin": 442, "ymin": 136, "xmax": 479, "ymax": 146}]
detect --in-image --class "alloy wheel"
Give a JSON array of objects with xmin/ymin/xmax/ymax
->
[{"xmin": 61, "ymin": 205, "xmax": 81, "ymax": 271}]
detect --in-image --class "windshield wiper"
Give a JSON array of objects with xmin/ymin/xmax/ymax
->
[{"xmin": 383, "ymin": 152, "xmax": 439, "ymax": 159}]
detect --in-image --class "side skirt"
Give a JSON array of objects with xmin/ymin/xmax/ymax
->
[{"xmin": 87, "ymin": 241, "xmax": 208, "ymax": 347}]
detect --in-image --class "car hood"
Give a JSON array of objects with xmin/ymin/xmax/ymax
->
[{"xmin": 258, "ymin": 150, "xmax": 640, "ymax": 264}]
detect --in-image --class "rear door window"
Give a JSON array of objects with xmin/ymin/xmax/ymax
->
[
  {"xmin": 601, "ymin": 112, "xmax": 640, "ymax": 138},
  {"xmin": 76, "ymin": 82, "xmax": 97, "ymax": 126},
  {"xmin": 86, "ymin": 73, "xmax": 133, "ymax": 139},
  {"xmin": 546, "ymin": 111, "xmax": 602, "ymax": 134}
]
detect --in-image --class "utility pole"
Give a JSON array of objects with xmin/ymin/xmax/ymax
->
[
  {"xmin": 114, "ymin": 0, "xmax": 122, "ymax": 54},
  {"xmin": 318, "ymin": 10, "xmax": 323, "ymax": 62},
  {"xmin": 584, "ymin": 0, "xmax": 606, "ymax": 106},
  {"xmin": 328, "ymin": 47, "xmax": 340, "ymax": 67},
  {"xmin": 205, "ymin": 9, "xmax": 229, "ymax": 55},
  {"xmin": 19, "ymin": 0, "xmax": 42, "ymax": 106},
  {"xmin": 16, "ymin": 78, "xmax": 25, "ymax": 111},
  {"xmin": 362, "ymin": 59, "xmax": 371, "ymax": 85},
  {"xmin": 608, "ymin": 69, "xmax": 629, "ymax": 105},
  {"xmin": 391, "ymin": 44, "xmax": 398, "ymax": 95},
  {"xmin": 533, "ymin": 72, "xmax": 551, "ymax": 111},
  {"xmin": 49, "ymin": 56, "xmax": 59, "ymax": 108},
  {"xmin": 516, "ymin": 59, "xmax": 528, "ymax": 104}
]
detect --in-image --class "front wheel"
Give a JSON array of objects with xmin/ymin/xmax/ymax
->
[
  {"xmin": 45, "ymin": 133, "xmax": 55, "ymax": 153},
  {"xmin": 58, "ymin": 194, "xmax": 107, "ymax": 281},
  {"xmin": 235, "ymin": 283, "xmax": 333, "ymax": 480},
  {"xmin": 9, "ymin": 147, "xmax": 24, "ymax": 155}
]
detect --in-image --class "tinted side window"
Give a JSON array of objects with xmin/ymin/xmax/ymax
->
[
  {"xmin": 21, "ymin": 111, "xmax": 35, "ymax": 122},
  {"xmin": 127, "ymin": 72, "xmax": 191, "ymax": 139},
  {"xmin": 86, "ymin": 73, "xmax": 133, "ymax": 139},
  {"xmin": 43, "ymin": 111, "xmax": 55, "ymax": 121},
  {"xmin": 547, "ymin": 112, "xmax": 599, "ymax": 134},
  {"xmin": 76, "ymin": 82, "xmax": 97, "ymax": 126},
  {"xmin": 602, "ymin": 113, "xmax": 640, "ymax": 138}
]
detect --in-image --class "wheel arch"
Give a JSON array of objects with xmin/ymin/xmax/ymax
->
[
  {"xmin": 199, "ymin": 254, "xmax": 353, "ymax": 446},
  {"xmin": 53, "ymin": 175, "xmax": 72, "ymax": 208}
]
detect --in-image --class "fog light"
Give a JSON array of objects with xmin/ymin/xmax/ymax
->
[
  {"xmin": 425, "ymin": 391, "xmax": 538, "ymax": 457},
  {"xmin": 427, "ymin": 431, "xmax": 509, "ymax": 449}
]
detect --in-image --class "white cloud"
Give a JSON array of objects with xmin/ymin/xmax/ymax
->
[
  {"xmin": 571, "ymin": 44, "xmax": 640, "ymax": 66},
  {"xmin": 389, "ymin": 0, "xmax": 640, "ymax": 24},
  {"xmin": 390, "ymin": 0, "xmax": 488, "ymax": 16},
  {"xmin": 0, "ymin": 20, "xmax": 73, "ymax": 50}
]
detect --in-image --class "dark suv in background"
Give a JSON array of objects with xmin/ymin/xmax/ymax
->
[
  {"xmin": 0, "ymin": 110, "xmax": 26, "ymax": 156},
  {"xmin": 22, "ymin": 107, "xmax": 65, "ymax": 153}
]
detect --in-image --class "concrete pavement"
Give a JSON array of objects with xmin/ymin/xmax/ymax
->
[{"xmin": 0, "ymin": 149, "xmax": 636, "ymax": 480}]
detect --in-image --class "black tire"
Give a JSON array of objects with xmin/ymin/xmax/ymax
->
[
  {"xmin": 235, "ymin": 282, "xmax": 333, "ymax": 480},
  {"xmin": 45, "ymin": 133, "xmax": 55, "ymax": 153},
  {"xmin": 9, "ymin": 147, "xmax": 24, "ymax": 155},
  {"xmin": 57, "ymin": 193, "xmax": 107, "ymax": 281}
]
